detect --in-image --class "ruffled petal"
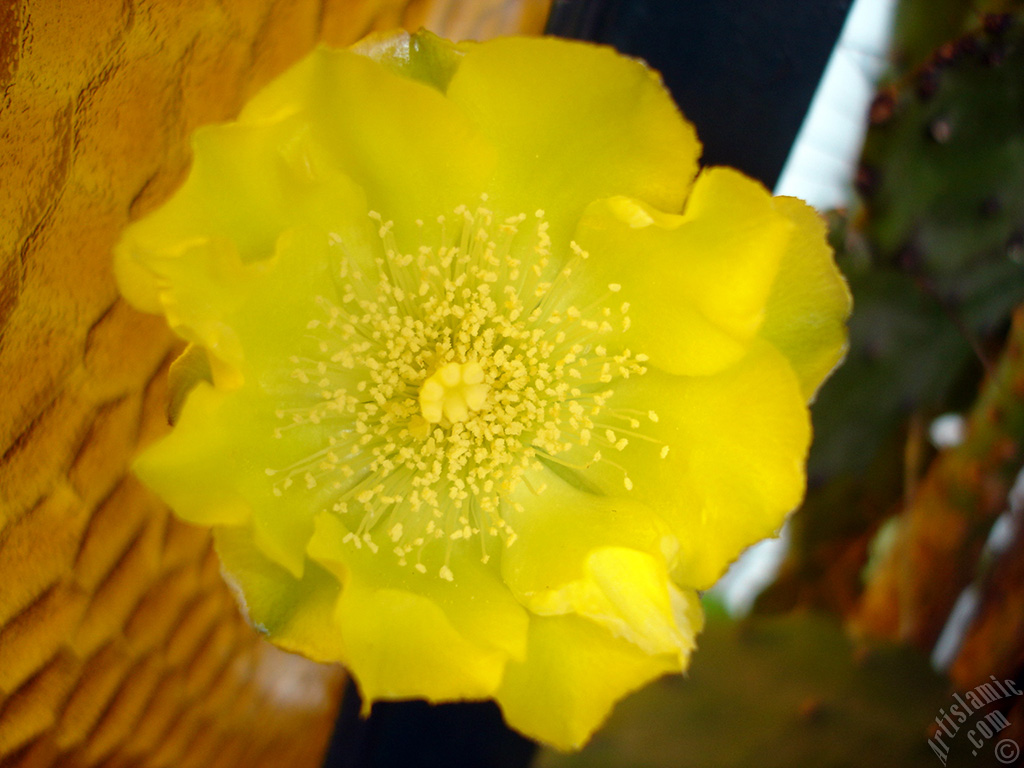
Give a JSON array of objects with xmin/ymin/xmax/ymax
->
[
  {"xmin": 502, "ymin": 470, "xmax": 671, "ymax": 599},
  {"xmin": 114, "ymin": 118, "xmax": 374, "ymax": 388},
  {"xmin": 307, "ymin": 513, "xmax": 529, "ymax": 703},
  {"xmin": 760, "ymin": 196, "xmax": 853, "ymax": 399},
  {"xmin": 238, "ymin": 46, "xmax": 495, "ymax": 250},
  {"xmin": 115, "ymin": 117, "xmax": 369, "ymax": 315},
  {"xmin": 133, "ymin": 383, "xmax": 254, "ymax": 528},
  {"xmin": 571, "ymin": 341, "xmax": 810, "ymax": 589},
  {"xmin": 214, "ymin": 525, "xmax": 346, "ymax": 663},
  {"xmin": 568, "ymin": 168, "xmax": 794, "ymax": 376},
  {"xmin": 116, "ymin": 237, "xmax": 252, "ymax": 384},
  {"xmin": 336, "ymin": 584, "xmax": 506, "ymax": 704},
  {"xmin": 117, "ymin": 46, "xmax": 494, "ymax": 332},
  {"xmin": 226, "ymin": 224, "xmax": 377, "ymax": 379},
  {"xmin": 135, "ymin": 380, "xmax": 342, "ymax": 577},
  {"xmin": 446, "ymin": 36, "xmax": 700, "ymax": 244},
  {"xmin": 502, "ymin": 471, "xmax": 691, "ymax": 658},
  {"xmin": 495, "ymin": 613, "xmax": 690, "ymax": 751}
]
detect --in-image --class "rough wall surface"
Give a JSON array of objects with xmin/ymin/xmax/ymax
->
[{"xmin": 0, "ymin": 1, "xmax": 548, "ymax": 766}]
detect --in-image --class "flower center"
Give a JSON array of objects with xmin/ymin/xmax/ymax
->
[
  {"xmin": 268, "ymin": 202, "xmax": 662, "ymax": 579},
  {"xmin": 418, "ymin": 361, "xmax": 490, "ymax": 425}
]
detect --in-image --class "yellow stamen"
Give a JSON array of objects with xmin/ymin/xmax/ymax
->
[{"xmin": 265, "ymin": 203, "xmax": 665, "ymax": 577}]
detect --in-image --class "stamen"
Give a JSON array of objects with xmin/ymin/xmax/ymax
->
[{"xmin": 269, "ymin": 205, "xmax": 656, "ymax": 578}]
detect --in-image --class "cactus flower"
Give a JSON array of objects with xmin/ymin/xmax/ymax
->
[{"xmin": 115, "ymin": 30, "xmax": 850, "ymax": 750}]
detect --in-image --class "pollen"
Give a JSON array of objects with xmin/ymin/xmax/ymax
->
[{"xmin": 266, "ymin": 203, "xmax": 662, "ymax": 578}]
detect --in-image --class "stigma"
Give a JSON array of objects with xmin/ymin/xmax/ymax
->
[{"xmin": 419, "ymin": 361, "xmax": 490, "ymax": 424}]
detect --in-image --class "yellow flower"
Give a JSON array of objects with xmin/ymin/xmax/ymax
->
[{"xmin": 115, "ymin": 30, "xmax": 850, "ymax": 750}]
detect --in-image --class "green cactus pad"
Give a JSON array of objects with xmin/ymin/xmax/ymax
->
[{"xmin": 860, "ymin": 15, "xmax": 1024, "ymax": 333}]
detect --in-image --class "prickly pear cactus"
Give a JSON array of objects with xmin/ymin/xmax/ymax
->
[
  {"xmin": 890, "ymin": 0, "xmax": 1024, "ymax": 71},
  {"xmin": 860, "ymin": 14, "xmax": 1024, "ymax": 333}
]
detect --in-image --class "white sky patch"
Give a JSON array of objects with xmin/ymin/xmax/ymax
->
[
  {"xmin": 932, "ymin": 584, "xmax": 982, "ymax": 670},
  {"xmin": 708, "ymin": 525, "xmax": 791, "ymax": 617},
  {"xmin": 930, "ymin": 413, "xmax": 967, "ymax": 449},
  {"xmin": 775, "ymin": 0, "xmax": 899, "ymax": 210},
  {"xmin": 931, "ymin": 470, "xmax": 1024, "ymax": 669}
]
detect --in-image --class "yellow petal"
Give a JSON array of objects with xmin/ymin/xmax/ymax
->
[
  {"xmin": 238, "ymin": 46, "xmax": 495, "ymax": 252},
  {"xmin": 495, "ymin": 614, "xmax": 684, "ymax": 751},
  {"xmin": 114, "ymin": 236, "xmax": 249, "ymax": 382},
  {"xmin": 569, "ymin": 168, "xmax": 794, "ymax": 376},
  {"xmin": 761, "ymin": 196, "xmax": 853, "ymax": 399},
  {"xmin": 573, "ymin": 341, "xmax": 810, "ymax": 589},
  {"xmin": 114, "ymin": 119, "xmax": 371, "ymax": 388},
  {"xmin": 502, "ymin": 471, "xmax": 693, "ymax": 658},
  {"xmin": 227, "ymin": 224, "xmax": 376, "ymax": 380},
  {"xmin": 134, "ymin": 382, "xmax": 253, "ymax": 529},
  {"xmin": 115, "ymin": 117, "xmax": 368, "ymax": 316},
  {"xmin": 580, "ymin": 548, "xmax": 700, "ymax": 659},
  {"xmin": 308, "ymin": 513, "xmax": 529, "ymax": 703},
  {"xmin": 117, "ymin": 46, "xmax": 494, "ymax": 333},
  {"xmin": 338, "ymin": 583, "xmax": 508, "ymax": 705},
  {"xmin": 134, "ymin": 380, "xmax": 341, "ymax": 577},
  {"xmin": 502, "ymin": 470, "xmax": 672, "ymax": 600},
  {"xmin": 214, "ymin": 525, "xmax": 346, "ymax": 663},
  {"xmin": 446, "ymin": 36, "xmax": 700, "ymax": 245}
]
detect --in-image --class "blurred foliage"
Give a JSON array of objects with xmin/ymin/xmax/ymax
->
[
  {"xmin": 862, "ymin": 15, "xmax": 1024, "ymax": 331},
  {"xmin": 891, "ymin": 0, "xmax": 1024, "ymax": 71},
  {"xmin": 537, "ymin": 613, "xmax": 980, "ymax": 768},
  {"xmin": 756, "ymin": 9, "xmax": 1024, "ymax": 619},
  {"xmin": 854, "ymin": 307, "xmax": 1024, "ymax": 647}
]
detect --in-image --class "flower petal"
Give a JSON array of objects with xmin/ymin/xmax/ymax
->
[
  {"xmin": 238, "ymin": 46, "xmax": 495, "ymax": 248},
  {"xmin": 115, "ymin": 116, "xmax": 369, "ymax": 316},
  {"xmin": 214, "ymin": 525, "xmax": 346, "ymax": 663},
  {"xmin": 573, "ymin": 340, "xmax": 810, "ymax": 589},
  {"xmin": 580, "ymin": 548, "xmax": 700, "ymax": 658},
  {"xmin": 337, "ymin": 583, "xmax": 508, "ymax": 704},
  {"xmin": 502, "ymin": 470, "xmax": 671, "ymax": 600},
  {"xmin": 494, "ymin": 614, "xmax": 685, "ymax": 751},
  {"xmin": 135, "ymin": 380, "xmax": 340, "ymax": 577},
  {"xmin": 134, "ymin": 382, "xmax": 254, "ymax": 529},
  {"xmin": 115, "ymin": 237, "xmax": 251, "ymax": 383},
  {"xmin": 227, "ymin": 224, "xmax": 376, "ymax": 379},
  {"xmin": 446, "ymin": 36, "xmax": 700, "ymax": 244},
  {"xmin": 569, "ymin": 168, "xmax": 794, "ymax": 376},
  {"xmin": 307, "ymin": 513, "xmax": 529, "ymax": 703},
  {"xmin": 503, "ymin": 471, "xmax": 692, "ymax": 658},
  {"xmin": 760, "ymin": 197, "xmax": 853, "ymax": 399},
  {"xmin": 117, "ymin": 46, "xmax": 495, "ymax": 328}
]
